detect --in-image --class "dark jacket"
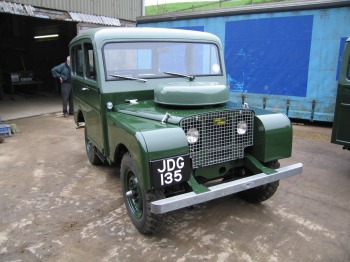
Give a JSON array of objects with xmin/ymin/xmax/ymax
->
[{"xmin": 51, "ymin": 62, "xmax": 71, "ymax": 82}]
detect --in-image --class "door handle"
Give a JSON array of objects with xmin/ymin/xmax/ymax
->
[{"xmin": 82, "ymin": 87, "xmax": 89, "ymax": 91}]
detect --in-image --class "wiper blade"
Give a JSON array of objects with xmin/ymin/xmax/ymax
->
[
  {"xmin": 164, "ymin": 71, "xmax": 195, "ymax": 81},
  {"xmin": 109, "ymin": 74, "xmax": 147, "ymax": 83}
]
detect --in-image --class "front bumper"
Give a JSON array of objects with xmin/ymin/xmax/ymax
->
[{"xmin": 150, "ymin": 162, "xmax": 303, "ymax": 214}]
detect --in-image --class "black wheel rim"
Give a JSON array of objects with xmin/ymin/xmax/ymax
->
[
  {"xmin": 86, "ymin": 139, "xmax": 93, "ymax": 157},
  {"xmin": 85, "ymin": 128, "xmax": 93, "ymax": 158},
  {"xmin": 124, "ymin": 169, "xmax": 143, "ymax": 219}
]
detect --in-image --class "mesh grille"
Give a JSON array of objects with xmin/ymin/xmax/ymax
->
[{"xmin": 180, "ymin": 110, "xmax": 254, "ymax": 169}]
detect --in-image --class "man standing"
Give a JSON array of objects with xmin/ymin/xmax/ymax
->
[{"xmin": 51, "ymin": 56, "xmax": 73, "ymax": 117}]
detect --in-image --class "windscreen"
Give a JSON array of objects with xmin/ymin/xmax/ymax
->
[{"xmin": 103, "ymin": 41, "xmax": 222, "ymax": 81}]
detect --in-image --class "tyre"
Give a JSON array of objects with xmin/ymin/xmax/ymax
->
[
  {"xmin": 84, "ymin": 126, "xmax": 103, "ymax": 165},
  {"xmin": 120, "ymin": 152, "xmax": 164, "ymax": 234},
  {"xmin": 237, "ymin": 161, "xmax": 280, "ymax": 203}
]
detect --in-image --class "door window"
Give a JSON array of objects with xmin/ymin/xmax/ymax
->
[{"xmin": 84, "ymin": 43, "xmax": 96, "ymax": 80}]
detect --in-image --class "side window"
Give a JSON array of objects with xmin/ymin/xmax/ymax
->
[
  {"xmin": 72, "ymin": 45, "xmax": 83, "ymax": 77},
  {"xmin": 84, "ymin": 43, "xmax": 96, "ymax": 80}
]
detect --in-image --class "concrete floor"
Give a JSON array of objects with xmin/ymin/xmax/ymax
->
[
  {"xmin": 0, "ymin": 112, "xmax": 349, "ymax": 261},
  {"xmin": 0, "ymin": 92, "xmax": 62, "ymax": 121}
]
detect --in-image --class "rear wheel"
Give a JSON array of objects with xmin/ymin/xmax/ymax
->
[
  {"xmin": 120, "ymin": 153, "xmax": 164, "ymax": 234},
  {"xmin": 84, "ymin": 126, "xmax": 102, "ymax": 165},
  {"xmin": 237, "ymin": 161, "xmax": 280, "ymax": 203}
]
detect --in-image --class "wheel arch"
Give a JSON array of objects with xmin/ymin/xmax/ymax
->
[
  {"xmin": 77, "ymin": 109, "xmax": 85, "ymax": 123},
  {"xmin": 74, "ymin": 107, "xmax": 85, "ymax": 126},
  {"xmin": 108, "ymin": 129, "xmax": 151, "ymax": 189},
  {"xmin": 114, "ymin": 143, "xmax": 128, "ymax": 168}
]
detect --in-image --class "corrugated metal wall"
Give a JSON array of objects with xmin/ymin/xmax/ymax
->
[{"xmin": 4, "ymin": 0, "xmax": 141, "ymax": 21}]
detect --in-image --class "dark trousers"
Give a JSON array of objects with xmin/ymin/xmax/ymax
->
[{"xmin": 61, "ymin": 82, "xmax": 74, "ymax": 114}]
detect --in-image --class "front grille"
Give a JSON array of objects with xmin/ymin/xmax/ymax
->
[{"xmin": 180, "ymin": 110, "xmax": 254, "ymax": 169}]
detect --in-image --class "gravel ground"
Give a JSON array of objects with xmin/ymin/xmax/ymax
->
[{"xmin": 0, "ymin": 114, "xmax": 349, "ymax": 261}]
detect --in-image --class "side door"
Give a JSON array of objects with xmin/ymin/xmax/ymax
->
[
  {"xmin": 72, "ymin": 42, "xmax": 104, "ymax": 152},
  {"xmin": 331, "ymin": 39, "xmax": 350, "ymax": 149}
]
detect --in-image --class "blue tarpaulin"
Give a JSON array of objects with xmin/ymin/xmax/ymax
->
[{"xmin": 225, "ymin": 15, "xmax": 313, "ymax": 97}]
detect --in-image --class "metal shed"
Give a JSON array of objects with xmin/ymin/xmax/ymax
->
[
  {"xmin": 0, "ymin": 0, "xmax": 143, "ymax": 99},
  {"xmin": 138, "ymin": 0, "xmax": 350, "ymax": 122},
  {"xmin": 2, "ymin": 0, "xmax": 142, "ymax": 25}
]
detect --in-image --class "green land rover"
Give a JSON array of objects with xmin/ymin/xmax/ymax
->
[
  {"xmin": 69, "ymin": 27, "xmax": 302, "ymax": 234},
  {"xmin": 331, "ymin": 37, "xmax": 350, "ymax": 151}
]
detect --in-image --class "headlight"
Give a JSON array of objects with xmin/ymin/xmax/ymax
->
[
  {"xmin": 186, "ymin": 128, "xmax": 199, "ymax": 144},
  {"xmin": 106, "ymin": 102, "xmax": 113, "ymax": 110},
  {"xmin": 237, "ymin": 121, "xmax": 247, "ymax": 135}
]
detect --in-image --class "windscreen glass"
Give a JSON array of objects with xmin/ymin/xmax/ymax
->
[{"xmin": 103, "ymin": 42, "xmax": 222, "ymax": 81}]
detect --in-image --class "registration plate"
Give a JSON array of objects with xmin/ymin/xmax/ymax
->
[{"xmin": 150, "ymin": 154, "xmax": 191, "ymax": 189}]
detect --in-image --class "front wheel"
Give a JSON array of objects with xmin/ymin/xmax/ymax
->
[
  {"xmin": 237, "ymin": 161, "xmax": 280, "ymax": 203},
  {"xmin": 120, "ymin": 153, "xmax": 164, "ymax": 234}
]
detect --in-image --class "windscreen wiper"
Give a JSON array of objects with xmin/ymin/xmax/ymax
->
[
  {"xmin": 109, "ymin": 74, "xmax": 147, "ymax": 83},
  {"xmin": 164, "ymin": 71, "xmax": 195, "ymax": 81}
]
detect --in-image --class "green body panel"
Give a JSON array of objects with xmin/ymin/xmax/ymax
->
[
  {"xmin": 106, "ymin": 112, "xmax": 188, "ymax": 190},
  {"xmin": 155, "ymin": 82, "xmax": 228, "ymax": 106},
  {"xmin": 244, "ymin": 154, "xmax": 277, "ymax": 175},
  {"xmin": 116, "ymin": 100, "xmax": 233, "ymax": 124},
  {"xmin": 187, "ymin": 175, "xmax": 210, "ymax": 194},
  {"xmin": 331, "ymin": 39, "xmax": 350, "ymax": 147},
  {"xmin": 73, "ymin": 77, "xmax": 104, "ymax": 151},
  {"xmin": 248, "ymin": 113, "xmax": 293, "ymax": 163},
  {"xmin": 140, "ymin": 128, "xmax": 189, "ymax": 159}
]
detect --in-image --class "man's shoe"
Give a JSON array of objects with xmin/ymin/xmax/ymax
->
[{"xmin": 64, "ymin": 113, "xmax": 69, "ymax": 118}]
